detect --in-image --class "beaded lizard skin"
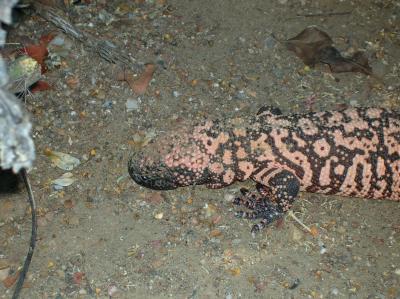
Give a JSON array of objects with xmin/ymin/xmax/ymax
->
[{"xmin": 128, "ymin": 107, "xmax": 400, "ymax": 233}]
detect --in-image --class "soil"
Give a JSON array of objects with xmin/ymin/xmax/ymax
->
[{"xmin": 1, "ymin": 0, "xmax": 399, "ymax": 298}]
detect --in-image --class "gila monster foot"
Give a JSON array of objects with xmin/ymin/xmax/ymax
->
[
  {"xmin": 233, "ymin": 188, "xmax": 284, "ymax": 234},
  {"xmin": 233, "ymin": 188, "xmax": 265, "ymax": 210},
  {"xmin": 250, "ymin": 208, "xmax": 284, "ymax": 235}
]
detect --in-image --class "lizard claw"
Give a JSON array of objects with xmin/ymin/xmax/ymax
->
[{"xmin": 240, "ymin": 187, "xmax": 249, "ymax": 195}]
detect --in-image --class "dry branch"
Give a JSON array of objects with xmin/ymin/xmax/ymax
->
[{"xmin": 33, "ymin": 3, "xmax": 141, "ymax": 69}]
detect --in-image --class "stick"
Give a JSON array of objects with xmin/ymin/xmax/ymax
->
[
  {"xmin": 287, "ymin": 211, "xmax": 312, "ymax": 233},
  {"xmin": 33, "ymin": 3, "xmax": 140, "ymax": 68},
  {"xmin": 12, "ymin": 169, "xmax": 37, "ymax": 299}
]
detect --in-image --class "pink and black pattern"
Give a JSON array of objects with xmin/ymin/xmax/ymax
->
[{"xmin": 128, "ymin": 107, "xmax": 400, "ymax": 233}]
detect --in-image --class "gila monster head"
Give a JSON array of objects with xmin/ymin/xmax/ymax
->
[{"xmin": 128, "ymin": 128, "xmax": 212, "ymax": 190}]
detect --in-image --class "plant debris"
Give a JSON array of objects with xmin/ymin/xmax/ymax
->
[
  {"xmin": 44, "ymin": 149, "xmax": 80, "ymax": 171},
  {"xmin": 51, "ymin": 172, "xmax": 75, "ymax": 188},
  {"xmin": 21, "ymin": 33, "xmax": 54, "ymax": 74},
  {"xmin": 118, "ymin": 64, "xmax": 156, "ymax": 95},
  {"xmin": 285, "ymin": 26, "xmax": 373, "ymax": 76}
]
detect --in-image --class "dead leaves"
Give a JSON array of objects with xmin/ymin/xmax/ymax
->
[
  {"xmin": 22, "ymin": 33, "xmax": 55, "ymax": 74},
  {"xmin": 285, "ymin": 26, "xmax": 373, "ymax": 76},
  {"xmin": 285, "ymin": 26, "xmax": 333, "ymax": 66},
  {"xmin": 118, "ymin": 64, "xmax": 156, "ymax": 95}
]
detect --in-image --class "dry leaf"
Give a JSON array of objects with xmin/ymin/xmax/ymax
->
[
  {"xmin": 23, "ymin": 44, "xmax": 48, "ymax": 73},
  {"xmin": 285, "ymin": 26, "xmax": 373, "ymax": 76},
  {"xmin": 119, "ymin": 64, "xmax": 156, "ymax": 95},
  {"xmin": 319, "ymin": 48, "xmax": 372, "ymax": 74},
  {"xmin": 39, "ymin": 33, "xmax": 56, "ymax": 46},
  {"xmin": 3, "ymin": 271, "xmax": 19, "ymax": 288},
  {"xmin": 30, "ymin": 80, "xmax": 52, "ymax": 93},
  {"xmin": 210, "ymin": 229, "xmax": 222, "ymax": 237},
  {"xmin": 228, "ymin": 267, "xmax": 241, "ymax": 276},
  {"xmin": 286, "ymin": 26, "xmax": 332, "ymax": 66},
  {"xmin": 73, "ymin": 272, "xmax": 85, "ymax": 285},
  {"xmin": 51, "ymin": 172, "xmax": 75, "ymax": 187},
  {"xmin": 310, "ymin": 226, "xmax": 319, "ymax": 237},
  {"xmin": 45, "ymin": 150, "xmax": 80, "ymax": 171}
]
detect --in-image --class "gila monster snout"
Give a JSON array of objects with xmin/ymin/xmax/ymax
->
[{"xmin": 128, "ymin": 153, "xmax": 180, "ymax": 190}]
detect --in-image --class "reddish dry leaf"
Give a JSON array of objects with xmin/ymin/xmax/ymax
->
[
  {"xmin": 285, "ymin": 26, "xmax": 373, "ymax": 76},
  {"xmin": 30, "ymin": 80, "xmax": 51, "ymax": 93},
  {"xmin": 39, "ymin": 33, "xmax": 56, "ymax": 46},
  {"xmin": 3, "ymin": 271, "xmax": 19, "ymax": 288},
  {"xmin": 20, "ymin": 33, "xmax": 54, "ymax": 74},
  {"xmin": 119, "ymin": 64, "xmax": 156, "ymax": 95},
  {"xmin": 73, "ymin": 272, "xmax": 85, "ymax": 285},
  {"xmin": 23, "ymin": 44, "xmax": 48, "ymax": 73}
]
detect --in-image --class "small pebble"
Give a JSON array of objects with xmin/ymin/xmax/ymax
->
[
  {"xmin": 49, "ymin": 35, "xmax": 65, "ymax": 46},
  {"xmin": 236, "ymin": 90, "xmax": 247, "ymax": 100},
  {"xmin": 172, "ymin": 91, "xmax": 180, "ymax": 97},
  {"xmin": 108, "ymin": 284, "xmax": 119, "ymax": 297},
  {"xmin": 126, "ymin": 98, "xmax": 139, "ymax": 111},
  {"xmin": 330, "ymin": 287, "xmax": 339, "ymax": 296},
  {"xmin": 264, "ymin": 35, "xmax": 277, "ymax": 49},
  {"xmin": 224, "ymin": 193, "xmax": 235, "ymax": 202},
  {"xmin": 102, "ymin": 100, "xmax": 113, "ymax": 109},
  {"xmin": 154, "ymin": 212, "xmax": 164, "ymax": 220}
]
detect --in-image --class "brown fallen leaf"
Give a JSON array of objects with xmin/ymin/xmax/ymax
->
[
  {"xmin": 285, "ymin": 26, "xmax": 374, "ymax": 76},
  {"xmin": 118, "ymin": 64, "xmax": 156, "ymax": 95},
  {"xmin": 21, "ymin": 33, "xmax": 55, "ymax": 74},
  {"xmin": 286, "ymin": 26, "xmax": 333, "ymax": 66},
  {"xmin": 22, "ymin": 44, "xmax": 48, "ymax": 73},
  {"xmin": 318, "ymin": 48, "xmax": 372, "ymax": 74},
  {"xmin": 3, "ymin": 271, "xmax": 19, "ymax": 288},
  {"xmin": 30, "ymin": 80, "xmax": 52, "ymax": 93}
]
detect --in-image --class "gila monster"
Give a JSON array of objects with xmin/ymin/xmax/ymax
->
[{"xmin": 128, "ymin": 107, "xmax": 400, "ymax": 233}]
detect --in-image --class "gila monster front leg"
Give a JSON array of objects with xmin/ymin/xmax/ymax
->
[{"xmin": 234, "ymin": 169, "xmax": 300, "ymax": 234}]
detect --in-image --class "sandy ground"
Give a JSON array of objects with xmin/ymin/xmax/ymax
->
[{"xmin": 1, "ymin": 0, "xmax": 399, "ymax": 298}]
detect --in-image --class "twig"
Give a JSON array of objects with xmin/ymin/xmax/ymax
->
[
  {"xmin": 287, "ymin": 210, "xmax": 312, "ymax": 233},
  {"xmin": 33, "ymin": 3, "xmax": 140, "ymax": 69},
  {"xmin": 12, "ymin": 169, "xmax": 37, "ymax": 299}
]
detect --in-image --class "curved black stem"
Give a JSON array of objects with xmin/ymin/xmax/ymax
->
[{"xmin": 12, "ymin": 169, "xmax": 37, "ymax": 299}]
